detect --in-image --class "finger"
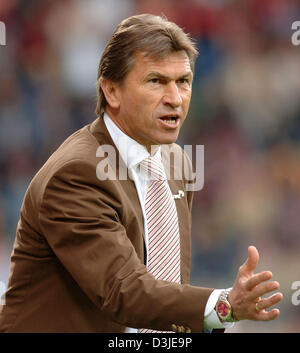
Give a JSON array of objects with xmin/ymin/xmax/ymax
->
[
  {"xmin": 239, "ymin": 246, "xmax": 259, "ymax": 276},
  {"xmin": 255, "ymin": 308, "xmax": 280, "ymax": 321},
  {"xmin": 245, "ymin": 271, "xmax": 273, "ymax": 290},
  {"xmin": 256, "ymin": 292, "xmax": 283, "ymax": 311},
  {"xmin": 250, "ymin": 281, "xmax": 280, "ymax": 300}
]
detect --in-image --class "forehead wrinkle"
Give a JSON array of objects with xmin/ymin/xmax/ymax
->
[
  {"xmin": 137, "ymin": 53, "xmax": 192, "ymax": 81},
  {"xmin": 135, "ymin": 49, "xmax": 190, "ymax": 66}
]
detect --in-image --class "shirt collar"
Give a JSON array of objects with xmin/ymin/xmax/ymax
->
[{"xmin": 103, "ymin": 112, "xmax": 161, "ymax": 169}]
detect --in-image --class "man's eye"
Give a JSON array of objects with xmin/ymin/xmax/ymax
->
[
  {"xmin": 178, "ymin": 78, "xmax": 189, "ymax": 84},
  {"xmin": 150, "ymin": 78, "xmax": 159, "ymax": 83}
]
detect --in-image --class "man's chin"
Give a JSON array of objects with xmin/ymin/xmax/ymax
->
[
  {"xmin": 159, "ymin": 134, "xmax": 180, "ymax": 146},
  {"xmin": 143, "ymin": 132, "xmax": 180, "ymax": 152}
]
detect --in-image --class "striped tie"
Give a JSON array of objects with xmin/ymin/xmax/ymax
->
[{"xmin": 138, "ymin": 154, "xmax": 181, "ymax": 333}]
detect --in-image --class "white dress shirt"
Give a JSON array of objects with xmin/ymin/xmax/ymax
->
[{"xmin": 103, "ymin": 113, "xmax": 233, "ymax": 332}]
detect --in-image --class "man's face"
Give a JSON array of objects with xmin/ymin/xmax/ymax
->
[{"xmin": 109, "ymin": 50, "xmax": 193, "ymax": 151}]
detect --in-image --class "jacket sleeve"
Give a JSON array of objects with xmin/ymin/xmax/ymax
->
[{"xmin": 39, "ymin": 159, "xmax": 214, "ymax": 332}]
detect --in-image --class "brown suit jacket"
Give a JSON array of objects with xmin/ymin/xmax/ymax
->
[{"xmin": 0, "ymin": 117, "xmax": 215, "ymax": 333}]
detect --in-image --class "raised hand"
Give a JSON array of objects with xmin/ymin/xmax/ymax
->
[{"xmin": 228, "ymin": 246, "xmax": 283, "ymax": 321}]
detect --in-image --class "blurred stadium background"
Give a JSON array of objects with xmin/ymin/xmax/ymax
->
[{"xmin": 0, "ymin": 0, "xmax": 300, "ymax": 332}]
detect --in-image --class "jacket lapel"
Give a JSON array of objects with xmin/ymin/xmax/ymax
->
[{"xmin": 89, "ymin": 117, "xmax": 146, "ymax": 262}]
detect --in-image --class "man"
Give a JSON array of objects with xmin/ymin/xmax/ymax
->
[{"xmin": 0, "ymin": 14, "xmax": 282, "ymax": 333}]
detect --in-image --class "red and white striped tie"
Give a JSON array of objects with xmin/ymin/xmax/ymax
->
[{"xmin": 138, "ymin": 154, "xmax": 181, "ymax": 333}]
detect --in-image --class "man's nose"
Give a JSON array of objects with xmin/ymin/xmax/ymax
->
[{"xmin": 162, "ymin": 82, "xmax": 182, "ymax": 108}]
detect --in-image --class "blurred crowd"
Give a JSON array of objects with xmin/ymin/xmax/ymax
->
[{"xmin": 0, "ymin": 0, "xmax": 300, "ymax": 332}]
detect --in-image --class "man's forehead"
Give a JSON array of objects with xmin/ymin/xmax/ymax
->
[
  {"xmin": 133, "ymin": 50, "xmax": 192, "ymax": 75},
  {"xmin": 135, "ymin": 50, "xmax": 191, "ymax": 71}
]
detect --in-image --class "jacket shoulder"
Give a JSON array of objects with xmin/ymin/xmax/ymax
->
[{"xmin": 22, "ymin": 124, "xmax": 104, "ymax": 219}]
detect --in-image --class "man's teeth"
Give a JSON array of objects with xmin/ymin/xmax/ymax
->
[{"xmin": 161, "ymin": 116, "xmax": 178, "ymax": 124}]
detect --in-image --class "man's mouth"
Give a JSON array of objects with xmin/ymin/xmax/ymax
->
[{"xmin": 158, "ymin": 115, "xmax": 180, "ymax": 127}]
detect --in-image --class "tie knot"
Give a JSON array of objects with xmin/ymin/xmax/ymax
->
[{"xmin": 140, "ymin": 155, "xmax": 166, "ymax": 181}]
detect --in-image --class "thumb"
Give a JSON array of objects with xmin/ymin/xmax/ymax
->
[{"xmin": 240, "ymin": 246, "xmax": 259, "ymax": 275}]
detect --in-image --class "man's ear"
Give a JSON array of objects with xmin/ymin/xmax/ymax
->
[{"xmin": 100, "ymin": 78, "xmax": 120, "ymax": 109}]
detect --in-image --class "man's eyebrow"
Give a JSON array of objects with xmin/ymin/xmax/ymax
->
[{"xmin": 144, "ymin": 71, "xmax": 193, "ymax": 81}]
